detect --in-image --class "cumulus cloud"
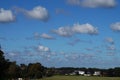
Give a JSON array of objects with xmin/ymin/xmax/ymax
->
[
  {"xmin": 67, "ymin": 0, "xmax": 116, "ymax": 8},
  {"xmin": 0, "ymin": 8, "xmax": 15, "ymax": 23},
  {"xmin": 37, "ymin": 45, "xmax": 50, "ymax": 52},
  {"xmin": 72, "ymin": 23, "xmax": 98, "ymax": 34},
  {"xmin": 81, "ymin": 0, "xmax": 116, "ymax": 8},
  {"xmin": 53, "ymin": 23, "xmax": 98, "ymax": 37},
  {"xmin": 25, "ymin": 6, "xmax": 49, "ymax": 21},
  {"xmin": 52, "ymin": 26, "xmax": 74, "ymax": 37},
  {"xmin": 41, "ymin": 33, "xmax": 54, "ymax": 39},
  {"xmin": 33, "ymin": 32, "xmax": 54, "ymax": 40},
  {"xmin": 110, "ymin": 22, "xmax": 120, "ymax": 31}
]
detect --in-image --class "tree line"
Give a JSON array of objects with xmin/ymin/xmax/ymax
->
[
  {"xmin": 1, "ymin": 49, "xmax": 120, "ymax": 80},
  {"xmin": 0, "ymin": 49, "xmax": 54, "ymax": 80},
  {"xmin": 54, "ymin": 67, "xmax": 120, "ymax": 77}
]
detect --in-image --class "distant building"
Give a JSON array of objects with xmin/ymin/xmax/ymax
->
[
  {"xmin": 78, "ymin": 71, "xmax": 85, "ymax": 75},
  {"xmin": 69, "ymin": 70, "xmax": 101, "ymax": 76},
  {"xmin": 18, "ymin": 78, "xmax": 22, "ymax": 80},
  {"xmin": 71, "ymin": 70, "xmax": 85, "ymax": 75},
  {"xmin": 84, "ymin": 71, "xmax": 91, "ymax": 76},
  {"xmin": 93, "ymin": 71, "xmax": 101, "ymax": 76}
]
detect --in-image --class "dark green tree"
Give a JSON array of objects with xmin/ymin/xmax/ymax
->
[
  {"xmin": 0, "ymin": 49, "xmax": 10, "ymax": 80},
  {"xmin": 27, "ymin": 63, "xmax": 44, "ymax": 79},
  {"xmin": 45, "ymin": 67, "xmax": 55, "ymax": 77},
  {"xmin": 114, "ymin": 67, "xmax": 120, "ymax": 77},
  {"xmin": 7, "ymin": 62, "xmax": 17, "ymax": 79}
]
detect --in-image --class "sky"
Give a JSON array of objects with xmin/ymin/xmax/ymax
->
[{"xmin": 0, "ymin": 0, "xmax": 120, "ymax": 68}]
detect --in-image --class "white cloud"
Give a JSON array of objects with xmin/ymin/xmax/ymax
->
[
  {"xmin": 110, "ymin": 22, "xmax": 120, "ymax": 31},
  {"xmin": 37, "ymin": 45, "xmax": 50, "ymax": 52},
  {"xmin": 53, "ymin": 26, "xmax": 74, "ymax": 37},
  {"xmin": 53, "ymin": 23, "xmax": 98, "ymax": 37},
  {"xmin": 0, "ymin": 8, "xmax": 15, "ymax": 23},
  {"xmin": 33, "ymin": 32, "xmax": 54, "ymax": 40},
  {"xmin": 81, "ymin": 0, "xmax": 116, "ymax": 8},
  {"xmin": 67, "ymin": 0, "xmax": 116, "ymax": 8},
  {"xmin": 25, "ymin": 6, "xmax": 49, "ymax": 21},
  {"xmin": 41, "ymin": 33, "xmax": 54, "ymax": 39},
  {"xmin": 72, "ymin": 23, "xmax": 98, "ymax": 34}
]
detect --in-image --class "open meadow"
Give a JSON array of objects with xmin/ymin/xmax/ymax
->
[{"xmin": 39, "ymin": 76, "xmax": 120, "ymax": 80}]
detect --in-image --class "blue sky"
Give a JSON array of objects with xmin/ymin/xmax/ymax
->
[{"xmin": 0, "ymin": 0, "xmax": 120, "ymax": 68}]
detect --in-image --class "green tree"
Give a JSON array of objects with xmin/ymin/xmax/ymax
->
[
  {"xmin": 45, "ymin": 67, "xmax": 55, "ymax": 77},
  {"xmin": 0, "ymin": 50, "xmax": 10, "ymax": 80},
  {"xmin": 27, "ymin": 63, "xmax": 44, "ymax": 79},
  {"xmin": 7, "ymin": 62, "xmax": 17, "ymax": 79},
  {"xmin": 19, "ymin": 64, "xmax": 28, "ymax": 78},
  {"xmin": 114, "ymin": 67, "xmax": 120, "ymax": 77}
]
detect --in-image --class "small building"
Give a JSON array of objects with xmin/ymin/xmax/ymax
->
[
  {"xmin": 18, "ymin": 78, "xmax": 23, "ymax": 80},
  {"xmin": 84, "ymin": 72, "xmax": 91, "ymax": 76},
  {"xmin": 93, "ymin": 71, "xmax": 101, "ymax": 76},
  {"xmin": 78, "ymin": 71, "xmax": 85, "ymax": 75}
]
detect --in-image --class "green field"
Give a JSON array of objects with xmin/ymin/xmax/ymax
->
[{"xmin": 39, "ymin": 76, "xmax": 120, "ymax": 80}]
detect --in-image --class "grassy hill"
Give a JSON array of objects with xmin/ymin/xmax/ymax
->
[{"xmin": 39, "ymin": 76, "xmax": 120, "ymax": 80}]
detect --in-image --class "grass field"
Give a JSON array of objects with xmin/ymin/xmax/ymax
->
[{"xmin": 39, "ymin": 76, "xmax": 120, "ymax": 80}]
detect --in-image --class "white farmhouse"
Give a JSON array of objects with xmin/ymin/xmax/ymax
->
[
  {"xmin": 93, "ymin": 71, "xmax": 101, "ymax": 76},
  {"xmin": 78, "ymin": 71, "xmax": 85, "ymax": 75}
]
